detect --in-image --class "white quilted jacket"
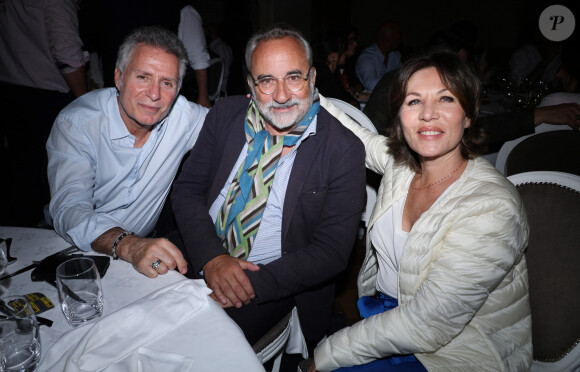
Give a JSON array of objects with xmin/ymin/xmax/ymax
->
[{"xmin": 316, "ymin": 97, "xmax": 533, "ymax": 371}]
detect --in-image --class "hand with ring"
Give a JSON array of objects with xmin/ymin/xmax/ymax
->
[
  {"xmin": 152, "ymin": 259, "xmax": 162, "ymax": 270},
  {"xmin": 114, "ymin": 235, "xmax": 187, "ymax": 277},
  {"xmin": 92, "ymin": 228, "xmax": 188, "ymax": 278}
]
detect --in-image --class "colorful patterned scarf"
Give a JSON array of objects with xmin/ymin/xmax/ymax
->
[{"xmin": 215, "ymin": 93, "xmax": 320, "ymax": 259}]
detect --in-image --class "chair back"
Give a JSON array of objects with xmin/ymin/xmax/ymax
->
[
  {"xmin": 508, "ymin": 171, "xmax": 580, "ymax": 369},
  {"xmin": 252, "ymin": 310, "xmax": 293, "ymax": 364},
  {"xmin": 207, "ymin": 57, "xmax": 224, "ymax": 102},
  {"xmin": 252, "ymin": 306, "xmax": 306, "ymax": 372},
  {"xmin": 497, "ymin": 130, "xmax": 580, "ymax": 176},
  {"xmin": 326, "ymin": 98, "xmax": 379, "ymax": 227}
]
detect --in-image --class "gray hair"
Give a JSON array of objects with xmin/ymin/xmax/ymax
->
[
  {"xmin": 245, "ymin": 26, "xmax": 313, "ymax": 74},
  {"xmin": 116, "ymin": 26, "xmax": 189, "ymax": 90}
]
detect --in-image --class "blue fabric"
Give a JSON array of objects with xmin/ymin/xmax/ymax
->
[
  {"xmin": 333, "ymin": 294, "xmax": 427, "ymax": 372},
  {"xmin": 333, "ymin": 358, "xmax": 427, "ymax": 372},
  {"xmin": 354, "ymin": 43, "xmax": 401, "ymax": 92},
  {"xmin": 357, "ymin": 292, "xmax": 398, "ymax": 318}
]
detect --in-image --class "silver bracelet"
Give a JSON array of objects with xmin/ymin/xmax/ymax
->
[{"xmin": 111, "ymin": 231, "xmax": 134, "ymax": 260}]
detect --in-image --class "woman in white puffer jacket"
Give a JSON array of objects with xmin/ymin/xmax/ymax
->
[{"xmin": 312, "ymin": 50, "xmax": 532, "ymax": 371}]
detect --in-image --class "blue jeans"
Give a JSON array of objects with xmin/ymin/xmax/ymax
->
[{"xmin": 333, "ymin": 293, "xmax": 427, "ymax": 372}]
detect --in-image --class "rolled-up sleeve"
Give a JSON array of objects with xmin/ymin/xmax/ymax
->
[
  {"xmin": 178, "ymin": 6, "xmax": 210, "ymax": 70},
  {"xmin": 44, "ymin": 0, "xmax": 86, "ymax": 74}
]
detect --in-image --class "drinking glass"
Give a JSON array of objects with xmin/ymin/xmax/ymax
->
[
  {"xmin": 56, "ymin": 257, "xmax": 104, "ymax": 327},
  {"xmin": 0, "ymin": 296, "xmax": 41, "ymax": 372},
  {"xmin": 0, "ymin": 240, "xmax": 8, "ymax": 276}
]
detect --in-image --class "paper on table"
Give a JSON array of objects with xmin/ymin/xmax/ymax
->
[{"xmin": 39, "ymin": 279, "xmax": 211, "ymax": 372}]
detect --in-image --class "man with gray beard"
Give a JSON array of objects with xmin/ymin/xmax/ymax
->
[{"xmin": 170, "ymin": 26, "xmax": 366, "ymax": 354}]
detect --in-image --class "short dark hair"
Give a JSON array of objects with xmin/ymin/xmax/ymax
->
[
  {"xmin": 116, "ymin": 26, "xmax": 189, "ymax": 90},
  {"xmin": 387, "ymin": 49, "xmax": 483, "ymax": 172}
]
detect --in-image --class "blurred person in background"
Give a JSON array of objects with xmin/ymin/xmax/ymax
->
[
  {"xmin": 355, "ymin": 21, "xmax": 402, "ymax": 93},
  {"xmin": 0, "ymin": 0, "xmax": 88, "ymax": 227}
]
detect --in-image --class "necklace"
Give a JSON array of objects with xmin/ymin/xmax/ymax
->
[{"xmin": 411, "ymin": 161, "xmax": 465, "ymax": 191}]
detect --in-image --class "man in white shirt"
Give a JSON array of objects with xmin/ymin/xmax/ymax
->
[
  {"xmin": 178, "ymin": 4, "xmax": 212, "ymax": 108},
  {"xmin": 47, "ymin": 26, "xmax": 208, "ymax": 277}
]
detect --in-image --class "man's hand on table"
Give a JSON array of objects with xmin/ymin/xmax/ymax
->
[
  {"xmin": 203, "ymin": 255, "xmax": 260, "ymax": 308},
  {"xmin": 92, "ymin": 228, "xmax": 188, "ymax": 278},
  {"xmin": 117, "ymin": 236, "xmax": 188, "ymax": 277}
]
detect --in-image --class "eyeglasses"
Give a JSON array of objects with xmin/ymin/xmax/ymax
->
[{"xmin": 252, "ymin": 67, "xmax": 311, "ymax": 95}]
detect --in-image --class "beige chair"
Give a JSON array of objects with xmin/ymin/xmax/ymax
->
[{"xmin": 508, "ymin": 171, "xmax": 580, "ymax": 371}]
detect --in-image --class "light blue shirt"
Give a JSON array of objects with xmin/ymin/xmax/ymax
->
[
  {"xmin": 209, "ymin": 118, "xmax": 318, "ymax": 265},
  {"xmin": 355, "ymin": 43, "xmax": 401, "ymax": 92},
  {"xmin": 47, "ymin": 88, "xmax": 208, "ymax": 250}
]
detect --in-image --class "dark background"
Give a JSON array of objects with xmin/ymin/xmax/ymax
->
[{"xmin": 181, "ymin": 0, "xmax": 578, "ymax": 95}]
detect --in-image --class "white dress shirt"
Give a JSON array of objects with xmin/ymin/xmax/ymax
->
[{"xmin": 47, "ymin": 88, "xmax": 208, "ymax": 250}]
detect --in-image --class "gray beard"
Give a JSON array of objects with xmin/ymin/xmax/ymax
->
[{"xmin": 250, "ymin": 83, "xmax": 314, "ymax": 131}]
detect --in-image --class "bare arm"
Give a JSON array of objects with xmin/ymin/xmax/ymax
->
[
  {"xmin": 195, "ymin": 68, "xmax": 211, "ymax": 108},
  {"xmin": 534, "ymin": 103, "xmax": 580, "ymax": 130},
  {"xmin": 62, "ymin": 66, "xmax": 88, "ymax": 98}
]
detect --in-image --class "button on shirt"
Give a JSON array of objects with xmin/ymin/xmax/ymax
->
[
  {"xmin": 47, "ymin": 88, "xmax": 207, "ymax": 250},
  {"xmin": 209, "ymin": 118, "xmax": 318, "ymax": 265}
]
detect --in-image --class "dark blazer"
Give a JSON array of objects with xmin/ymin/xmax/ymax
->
[{"xmin": 171, "ymin": 96, "xmax": 366, "ymax": 341}]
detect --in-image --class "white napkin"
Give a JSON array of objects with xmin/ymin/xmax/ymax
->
[{"xmin": 39, "ymin": 279, "xmax": 211, "ymax": 372}]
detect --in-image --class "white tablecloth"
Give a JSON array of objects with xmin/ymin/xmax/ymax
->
[{"xmin": 0, "ymin": 227, "xmax": 264, "ymax": 371}]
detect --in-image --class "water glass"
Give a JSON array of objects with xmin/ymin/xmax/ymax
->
[
  {"xmin": 0, "ymin": 240, "xmax": 8, "ymax": 276},
  {"xmin": 0, "ymin": 296, "xmax": 41, "ymax": 372},
  {"xmin": 56, "ymin": 257, "xmax": 104, "ymax": 327}
]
